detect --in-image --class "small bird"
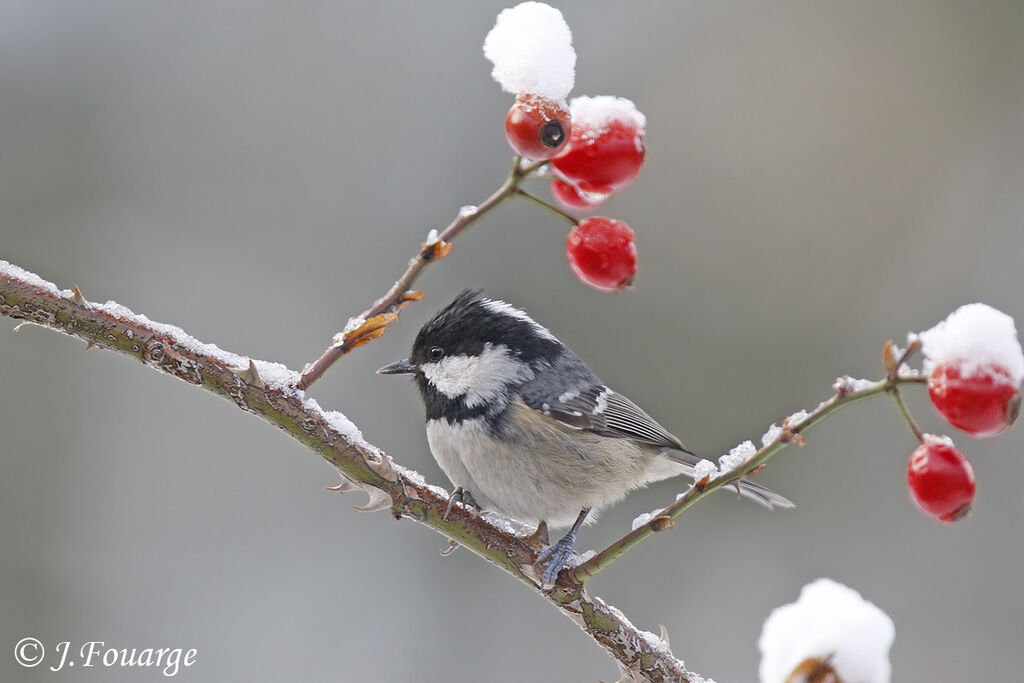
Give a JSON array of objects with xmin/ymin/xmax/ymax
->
[{"xmin": 379, "ymin": 290, "xmax": 792, "ymax": 586}]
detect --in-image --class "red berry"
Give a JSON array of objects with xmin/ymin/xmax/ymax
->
[
  {"xmin": 504, "ymin": 94, "xmax": 571, "ymax": 160},
  {"xmin": 550, "ymin": 179, "xmax": 608, "ymax": 211},
  {"xmin": 551, "ymin": 99, "xmax": 645, "ymax": 193},
  {"xmin": 928, "ymin": 362, "xmax": 1021, "ymax": 437},
  {"xmin": 566, "ymin": 217, "xmax": 637, "ymax": 291},
  {"xmin": 907, "ymin": 435, "xmax": 975, "ymax": 522}
]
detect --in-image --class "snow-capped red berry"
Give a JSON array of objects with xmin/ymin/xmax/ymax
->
[
  {"xmin": 566, "ymin": 217, "xmax": 636, "ymax": 291},
  {"xmin": 907, "ymin": 435, "xmax": 975, "ymax": 522},
  {"xmin": 550, "ymin": 178, "xmax": 608, "ymax": 210},
  {"xmin": 551, "ymin": 95, "xmax": 646, "ymax": 193},
  {"xmin": 919, "ymin": 303, "xmax": 1024, "ymax": 437},
  {"xmin": 928, "ymin": 362, "xmax": 1021, "ymax": 437},
  {"xmin": 505, "ymin": 94, "xmax": 571, "ymax": 160}
]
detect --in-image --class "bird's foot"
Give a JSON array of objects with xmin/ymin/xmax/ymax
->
[
  {"xmin": 535, "ymin": 536, "xmax": 579, "ymax": 589},
  {"xmin": 443, "ymin": 487, "xmax": 479, "ymax": 521}
]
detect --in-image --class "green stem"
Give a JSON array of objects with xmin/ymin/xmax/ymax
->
[
  {"xmin": 889, "ymin": 386, "xmax": 925, "ymax": 442},
  {"xmin": 572, "ymin": 374, "xmax": 927, "ymax": 583},
  {"xmin": 514, "ymin": 188, "xmax": 579, "ymax": 226}
]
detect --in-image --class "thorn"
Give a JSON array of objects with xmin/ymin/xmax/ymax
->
[
  {"xmin": 352, "ymin": 485, "xmax": 392, "ymax": 513},
  {"xmin": 657, "ymin": 622, "xmax": 671, "ymax": 648},
  {"xmin": 233, "ymin": 359, "xmax": 265, "ymax": 388},
  {"xmin": 519, "ymin": 562, "xmax": 545, "ymax": 588},
  {"xmin": 440, "ymin": 539, "xmax": 459, "ymax": 557},
  {"xmin": 523, "ymin": 520, "xmax": 549, "ymax": 549},
  {"xmin": 364, "ymin": 453, "xmax": 398, "ymax": 482},
  {"xmin": 69, "ymin": 284, "xmax": 87, "ymax": 305},
  {"xmin": 12, "ymin": 321, "xmax": 42, "ymax": 333},
  {"xmin": 326, "ymin": 478, "xmax": 358, "ymax": 493},
  {"xmin": 85, "ymin": 341, "xmax": 96, "ymax": 351}
]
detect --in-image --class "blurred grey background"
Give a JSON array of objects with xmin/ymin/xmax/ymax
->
[{"xmin": 2, "ymin": 2, "xmax": 1023, "ymax": 681}]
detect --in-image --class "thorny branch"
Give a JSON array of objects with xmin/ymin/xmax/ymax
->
[{"xmin": 0, "ymin": 262, "xmax": 697, "ymax": 683}]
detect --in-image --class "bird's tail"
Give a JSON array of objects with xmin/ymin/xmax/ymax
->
[{"xmin": 658, "ymin": 449, "xmax": 795, "ymax": 510}]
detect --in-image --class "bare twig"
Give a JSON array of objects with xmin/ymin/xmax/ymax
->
[
  {"xmin": 0, "ymin": 260, "xmax": 697, "ymax": 683},
  {"xmin": 296, "ymin": 157, "xmax": 554, "ymax": 391}
]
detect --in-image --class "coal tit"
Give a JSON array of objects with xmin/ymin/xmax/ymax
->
[{"xmin": 379, "ymin": 290, "xmax": 792, "ymax": 585}]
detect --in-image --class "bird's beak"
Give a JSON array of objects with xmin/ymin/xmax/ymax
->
[{"xmin": 377, "ymin": 358, "xmax": 417, "ymax": 375}]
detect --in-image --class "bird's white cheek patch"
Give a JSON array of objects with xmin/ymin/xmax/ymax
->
[
  {"xmin": 421, "ymin": 344, "xmax": 533, "ymax": 406},
  {"xmin": 421, "ymin": 355, "xmax": 480, "ymax": 399}
]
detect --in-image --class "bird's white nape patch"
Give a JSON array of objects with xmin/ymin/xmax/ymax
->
[
  {"xmin": 420, "ymin": 343, "xmax": 533, "ymax": 406},
  {"xmin": 480, "ymin": 299, "xmax": 558, "ymax": 342}
]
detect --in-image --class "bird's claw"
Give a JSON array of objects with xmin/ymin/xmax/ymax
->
[
  {"xmin": 535, "ymin": 537, "xmax": 579, "ymax": 588},
  {"xmin": 443, "ymin": 487, "xmax": 479, "ymax": 521}
]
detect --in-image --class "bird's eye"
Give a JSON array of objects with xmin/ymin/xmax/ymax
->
[{"xmin": 428, "ymin": 346, "xmax": 445, "ymax": 362}]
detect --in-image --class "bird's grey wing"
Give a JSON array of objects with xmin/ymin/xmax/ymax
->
[
  {"xmin": 518, "ymin": 356, "xmax": 793, "ymax": 509},
  {"xmin": 518, "ymin": 354, "xmax": 690, "ymax": 453}
]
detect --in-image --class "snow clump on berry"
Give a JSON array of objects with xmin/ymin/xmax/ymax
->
[
  {"xmin": 568, "ymin": 95, "xmax": 646, "ymax": 141},
  {"xmin": 483, "ymin": 2, "xmax": 576, "ymax": 101},
  {"xmin": 759, "ymin": 578, "xmax": 894, "ymax": 683},
  {"xmin": 919, "ymin": 303, "xmax": 1024, "ymax": 385}
]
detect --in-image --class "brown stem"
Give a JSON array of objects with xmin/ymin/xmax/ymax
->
[{"xmin": 297, "ymin": 158, "xmax": 535, "ymax": 391}]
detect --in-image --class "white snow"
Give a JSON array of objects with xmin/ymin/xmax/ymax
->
[
  {"xmin": 631, "ymin": 508, "xmax": 664, "ymax": 531},
  {"xmin": 787, "ymin": 409, "xmax": 809, "ymax": 427},
  {"xmin": 303, "ymin": 395, "xmax": 388, "ymax": 462},
  {"xmin": 921, "ymin": 432, "xmax": 955, "ymax": 449},
  {"xmin": 94, "ymin": 299, "xmax": 252, "ymax": 370},
  {"xmin": 718, "ymin": 440, "xmax": 756, "ymax": 473},
  {"xmin": 568, "ymin": 549, "xmax": 596, "ymax": 566},
  {"xmin": 919, "ymin": 303, "xmax": 1024, "ymax": 385},
  {"xmin": 761, "ymin": 424, "xmax": 782, "ymax": 448},
  {"xmin": 334, "ymin": 315, "xmax": 368, "ymax": 344},
  {"xmin": 483, "ymin": 2, "xmax": 576, "ymax": 101},
  {"xmin": 692, "ymin": 458, "xmax": 719, "ymax": 482},
  {"xmin": 251, "ymin": 359, "xmax": 301, "ymax": 391},
  {"xmin": 759, "ymin": 578, "xmax": 894, "ymax": 683},
  {"xmin": 833, "ymin": 376, "xmax": 880, "ymax": 394},
  {"xmin": 568, "ymin": 95, "xmax": 646, "ymax": 140},
  {"xmin": 0, "ymin": 259, "xmax": 74, "ymax": 298},
  {"xmin": 2, "ymin": 261, "xmax": 307, "ymax": 391},
  {"xmin": 481, "ymin": 509, "xmax": 535, "ymax": 537}
]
